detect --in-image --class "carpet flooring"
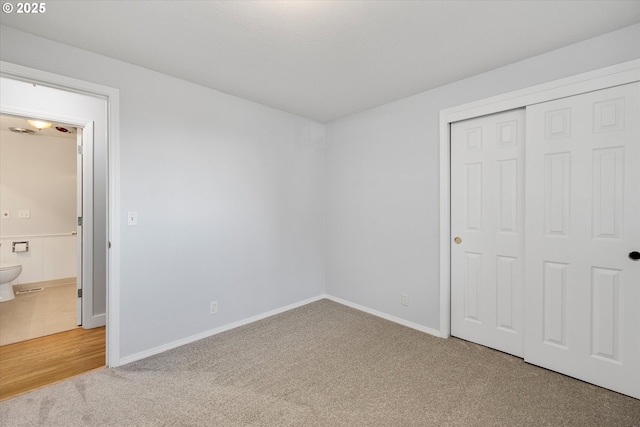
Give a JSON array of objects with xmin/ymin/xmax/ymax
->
[{"xmin": 0, "ymin": 299, "xmax": 638, "ymax": 426}]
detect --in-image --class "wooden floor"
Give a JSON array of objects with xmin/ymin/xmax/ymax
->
[{"xmin": 0, "ymin": 327, "xmax": 105, "ymax": 401}]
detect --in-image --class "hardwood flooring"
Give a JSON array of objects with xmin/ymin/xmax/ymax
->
[{"xmin": 0, "ymin": 326, "xmax": 105, "ymax": 401}]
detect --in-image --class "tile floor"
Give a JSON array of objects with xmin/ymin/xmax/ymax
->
[{"xmin": 0, "ymin": 282, "xmax": 77, "ymax": 346}]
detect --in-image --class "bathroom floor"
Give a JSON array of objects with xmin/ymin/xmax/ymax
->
[{"xmin": 0, "ymin": 282, "xmax": 77, "ymax": 346}]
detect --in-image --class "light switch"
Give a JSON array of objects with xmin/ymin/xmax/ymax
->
[
  {"xmin": 18, "ymin": 210, "xmax": 30, "ymax": 219},
  {"xmin": 127, "ymin": 211, "xmax": 138, "ymax": 226},
  {"xmin": 1, "ymin": 210, "xmax": 9, "ymax": 219}
]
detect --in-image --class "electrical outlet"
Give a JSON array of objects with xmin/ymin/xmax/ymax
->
[
  {"xmin": 209, "ymin": 300, "xmax": 218, "ymax": 314},
  {"xmin": 18, "ymin": 210, "xmax": 30, "ymax": 219},
  {"xmin": 401, "ymin": 293, "xmax": 409, "ymax": 307}
]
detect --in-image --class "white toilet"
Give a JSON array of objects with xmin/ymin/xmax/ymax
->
[{"xmin": 0, "ymin": 264, "xmax": 22, "ymax": 302}]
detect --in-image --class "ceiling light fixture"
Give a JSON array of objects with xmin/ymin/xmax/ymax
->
[
  {"xmin": 27, "ymin": 119, "xmax": 53, "ymax": 131},
  {"xmin": 9, "ymin": 127, "xmax": 37, "ymax": 135}
]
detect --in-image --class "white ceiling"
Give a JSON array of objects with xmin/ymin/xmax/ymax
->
[{"xmin": 1, "ymin": 1, "xmax": 639, "ymax": 123}]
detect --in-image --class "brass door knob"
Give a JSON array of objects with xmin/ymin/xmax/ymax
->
[{"xmin": 454, "ymin": 237, "xmax": 462, "ymax": 244}]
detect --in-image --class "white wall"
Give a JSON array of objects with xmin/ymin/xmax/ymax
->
[
  {"xmin": 325, "ymin": 23, "xmax": 640, "ymax": 331},
  {"xmin": 1, "ymin": 22, "xmax": 638, "ymax": 360},
  {"xmin": 0, "ymin": 128, "xmax": 77, "ymax": 283},
  {"xmin": 0, "ymin": 25, "xmax": 326, "ymax": 359},
  {"xmin": 0, "ymin": 235, "xmax": 76, "ymax": 284},
  {"xmin": 0, "ymin": 129, "xmax": 76, "ymax": 236}
]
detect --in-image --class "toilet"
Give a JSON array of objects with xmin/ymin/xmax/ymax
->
[{"xmin": 0, "ymin": 264, "xmax": 22, "ymax": 302}]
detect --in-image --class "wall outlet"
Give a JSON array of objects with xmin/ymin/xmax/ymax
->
[
  {"xmin": 18, "ymin": 210, "xmax": 30, "ymax": 219},
  {"xmin": 401, "ymin": 293, "xmax": 409, "ymax": 307},
  {"xmin": 209, "ymin": 300, "xmax": 218, "ymax": 314}
]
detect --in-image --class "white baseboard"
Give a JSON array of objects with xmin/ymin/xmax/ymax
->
[
  {"xmin": 117, "ymin": 293, "xmax": 442, "ymax": 367},
  {"xmin": 324, "ymin": 294, "xmax": 442, "ymax": 338},
  {"xmin": 14, "ymin": 277, "xmax": 76, "ymax": 291},
  {"xmin": 117, "ymin": 294, "xmax": 325, "ymax": 366}
]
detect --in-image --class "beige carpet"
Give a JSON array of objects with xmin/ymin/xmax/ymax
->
[
  {"xmin": 0, "ymin": 299, "xmax": 638, "ymax": 426},
  {"xmin": 0, "ymin": 283, "xmax": 77, "ymax": 346}
]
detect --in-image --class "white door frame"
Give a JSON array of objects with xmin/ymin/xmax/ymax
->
[
  {"xmin": 438, "ymin": 59, "xmax": 640, "ymax": 338},
  {"xmin": 78, "ymin": 121, "xmax": 97, "ymax": 328},
  {"xmin": 76, "ymin": 120, "xmax": 89, "ymax": 326},
  {"xmin": 0, "ymin": 61, "xmax": 121, "ymax": 367}
]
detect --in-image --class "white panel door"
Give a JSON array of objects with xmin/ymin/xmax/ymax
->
[
  {"xmin": 525, "ymin": 82, "xmax": 640, "ymax": 399},
  {"xmin": 451, "ymin": 109, "xmax": 526, "ymax": 357}
]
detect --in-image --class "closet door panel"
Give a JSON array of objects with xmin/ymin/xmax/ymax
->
[
  {"xmin": 451, "ymin": 109, "xmax": 525, "ymax": 357},
  {"xmin": 524, "ymin": 82, "xmax": 640, "ymax": 399}
]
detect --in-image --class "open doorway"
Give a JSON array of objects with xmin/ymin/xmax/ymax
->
[
  {"xmin": 0, "ymin": 64, "xmax": 118, "ymax": 368},
  {"xmin": 0, "ymin": 67, "xmax": 117, "ymax": 398},
  {"xmin": 0, "ymin": 114, "xmax": 82, "ymax": 344},
  {"xmin": 0, "ymin": 74, "xmax": 110, "ymax": 334}
]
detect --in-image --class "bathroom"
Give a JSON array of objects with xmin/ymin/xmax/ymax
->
[{"xmin": 0, "ymin": 114, "xmax": 79, "ymax": 346}]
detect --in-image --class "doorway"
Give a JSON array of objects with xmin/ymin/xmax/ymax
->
[
  {"xmin": 0, "ymin": 61, "xmax": 120, "ymax": 370},
  {"xmin": 0, "ymin": 114, "xmax": 83, "ymax": 344}
]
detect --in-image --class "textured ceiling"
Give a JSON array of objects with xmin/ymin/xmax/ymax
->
[{"xmin": 1, "ymin": 1, "xmax": 639, "ymax": 123}]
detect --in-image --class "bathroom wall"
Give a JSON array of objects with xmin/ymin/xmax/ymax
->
[
  {"xmin": 0, "ymin": 128, "xmax": 77, "ymax": 284},
  {"xmin": 0, "ymin": 235, "xmax": 76, "ymax": 284}
]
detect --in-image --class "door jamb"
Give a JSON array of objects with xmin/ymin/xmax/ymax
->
[
  {"xmin": 438, "ymin": 59, "xmax": 640, "ymax": 338},
  {"xmin": 0, "ymin": 61, "xmax": 121, "ymax": 367}
]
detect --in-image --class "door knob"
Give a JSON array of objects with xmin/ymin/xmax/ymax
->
[
  {"xmin": 629, "ymin": 251, "xmax": 640, "ymax": 261},
  {"xmin": 454, "ymin": 237, "xmax": 462, "ymax": 244}
]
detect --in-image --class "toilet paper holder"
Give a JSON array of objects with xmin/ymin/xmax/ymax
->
[{"xmin": 12, "ymin": 241, "xmax": 29, "ymax": 253}]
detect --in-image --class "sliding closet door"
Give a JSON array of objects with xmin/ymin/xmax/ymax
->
[
  {"xmin": 451, "ymin": 109, "xmax": 525, "ymax": 357},
  {"xmin": 524, "ymin": 82, "xmax": 640, "ymax": 399}
]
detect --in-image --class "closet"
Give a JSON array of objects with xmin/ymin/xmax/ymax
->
[{"xmin": 450, "ymin": 82, "xmax": 639, "ymax": 398}]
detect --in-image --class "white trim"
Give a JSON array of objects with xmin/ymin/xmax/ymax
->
[
  {"xmin": 325, "ymin": 294, "xmax": 441, "ymax": 337},
  {"xmin": 118, "ymin": 295, "xmax": 326, "ymax": 366},
  {"xmin": 0, "ymin": 61, "xmax": 121, "ymax": 367},
  {"xmin": 119, "ymin": 294, "xmax": 442, "ymax": 366},
  {"xmin": 0, "ymin": 61, "xmax": 117, "ymax": 100},
  {"xmin": 1, "ymin": 232, "xmax": 76, "ymax": 238},
  {"xmin": 439, "ymin": 59, "xmax": 640, "ymax": 338}
]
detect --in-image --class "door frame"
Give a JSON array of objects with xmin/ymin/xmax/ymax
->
[
  {"xmin": 78, "ymin": 121, "xmax": 96, "ymax": 328},
  {"xmin": 0, "ymin": 61, "xmax": 121, "ymax": 367},
  {"xmin": 76, "ymin": 125, "xmax": 85, "ymax": 326},
  {"xmin": 438, "ymin": 59, "xmax": 640, "ymax": 338}
]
